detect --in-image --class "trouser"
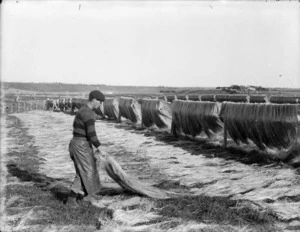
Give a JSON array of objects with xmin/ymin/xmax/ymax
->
[{"xmin": 69, "ymin": 137, "xmax": 101, "ymax": 196}]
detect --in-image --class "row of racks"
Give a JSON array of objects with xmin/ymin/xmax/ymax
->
[
  {"xmin": 1, "ymin": 96, "xmax": 299, "ymax": 160},
  {"xmin": 1, "ymin": 93, "xmax": 299, "ymax": 115},
  {"xmin": 157, "ymin": 94, "xmax": 300, "ymax": 104}
]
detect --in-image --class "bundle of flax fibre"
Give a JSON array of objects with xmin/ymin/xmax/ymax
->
[
  {"xmin": 94, "ymin": 104, "xmax": 105, "ymax": 117},
  {"xmin": 219, "ymin": 103, "xmax": 252, "ymax": 146},
  {"xmin": 176, "ymin": 95, "xmax": 188, "ymax": 101},
  {"xmin": 71, "ymin": 98, "xmax": 83, "ymax": 112},
  {"xmin": 219, "ymin": 103, "xmax": 299, "ymax": 150},
  {"xmin": 215, "ymin": 94, "xmax": 230, "ymax": 102},
  {"xmin": 187, "ymin": 94, "xmax": 201, "ymax": 101},
  {"xmin": 200, "ymin": 94, "xmax": 216, "ymax": 102},
  {"xmin": 104, "ymin": 98, "xmax": 119, "ymax": 120},
  {"xmin": 100, "ymin": 154, "xmax": 171, "ymax": 199},
  {"xmin": 166, "ymin": 95, "xmax": 176, "ymax": 103},
  {"xmin": 269, "ymin": 95, "xmax": 299, "ymax": 104},
  {"xmin": 141, "ymin": 99, "xmax": 172, "ymax": 129},
  {"xmin": 249, "ymin": 95, "xmax": 268, "ymax": 103},
  {"xmin": 118, "ymin": 97, "xmax": 141, "ymax": 123},
  {"xmin": 158, "ymin": 96, "xmax": 168, "ymax": 102},
  {"xmin": 227, "ymin": 94, "xmax": 249, "ymax": 103},
  {"xmin": 171, "ymin": 100, "xmax": 223, "ymax": 137}
]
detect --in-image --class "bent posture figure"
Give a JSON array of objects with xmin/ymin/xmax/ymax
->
[{"xmin": 66, "ymin": 90, "xmax": 105, "ymax": 207}]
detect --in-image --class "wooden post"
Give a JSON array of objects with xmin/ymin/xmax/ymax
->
[
  {"xmin": 117, "ymin": 111, "xmax": 121, "ymax": 123},
  {"xmin": 223, "ymin": 121, "xmax": 228, "ymax": 148},
  {"xmin": 141, "ymin": 117, "xmax": 145, "ymax": 129},
  {"xmin": 284, "ymin": 106, "xmax": 299, "ymax": 159},
  {"xmin": 140, "ymin": 111, "xmax": 144, "ymax": 129},
  {"xmin": 296, "ymin": 105, "xmax": 300, "ymax": 145}
]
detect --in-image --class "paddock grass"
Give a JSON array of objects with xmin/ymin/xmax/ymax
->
[
  {"xmin": 4, "ymin": 116, "xmax": 109, "ymax": 231},
  {"xmin": 153, "ymin": 195, "xmax": 278, "ymax": 232},
  {"xmin": 150, "ymin": 178, "xmax": 279, "ymax": 231},
  {"xmin": 3, "ymin": 115, "xmax": 282, "ymax": 231},
  {"xmin": 5, "ymin": 184, "xmax": 110, "ymax": 230}
]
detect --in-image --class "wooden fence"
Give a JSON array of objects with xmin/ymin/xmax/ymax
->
[{"xmin": 1, "ymin": 100, "xmax": 47, "ymax": 114}]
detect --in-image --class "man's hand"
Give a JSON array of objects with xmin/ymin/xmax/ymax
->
[
  {"xmin": 95, "ymin": 148, "xmax": 108, "ymax": 158},
  {"xmin": 102, "ymin": 150, "xmax": 109, "ymax": 158},
  {"xmin": 94, "ymin": 149, "xmax": 101, "ymax": 160}
]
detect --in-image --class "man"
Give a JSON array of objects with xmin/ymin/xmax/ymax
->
[{"xmin": 66, "ymin": 90, "xmax": 105, "ymax": 208}]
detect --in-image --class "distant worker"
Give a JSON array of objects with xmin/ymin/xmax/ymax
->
[{"xmin": 66, "ymin": 90, "xmax": 105, "ymax": 208}]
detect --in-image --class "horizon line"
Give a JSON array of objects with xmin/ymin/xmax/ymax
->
[{"xmin": 2, "ymin": 81, "xmax": 300, "ymax": 90}]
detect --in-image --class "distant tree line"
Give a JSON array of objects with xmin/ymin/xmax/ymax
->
[{"xmin": 216, "ymin": 85, "xmax": 269, "ymax": 94}]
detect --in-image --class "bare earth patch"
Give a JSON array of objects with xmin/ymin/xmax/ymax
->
[{"xmin": 1, "ymin": 111, "xmax": 300, "ymax": 231}]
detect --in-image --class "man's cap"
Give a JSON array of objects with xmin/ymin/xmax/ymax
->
[{"xmin": 89, "ymin": 90, "xmax": 105, "ymax": 102}]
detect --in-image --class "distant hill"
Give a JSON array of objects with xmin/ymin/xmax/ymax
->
[
  {"xmin": 0, "ymin": 82, "xmax": 188, "ymax": 101},
  {"xmin": 2, "ymin": 82, "xmax": 217, "ymax": 96},
  {"xmin": 2, "ymin": 82, "xmax": 162, "ymax": 94},
  {"xmin": 2, "ymin": 82, "xmax": 299, "ymax": 102}
]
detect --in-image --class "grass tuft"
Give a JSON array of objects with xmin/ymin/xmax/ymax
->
[{"xmin": 154, "ymin": 195, "xmax": 278, "ymax": 231}]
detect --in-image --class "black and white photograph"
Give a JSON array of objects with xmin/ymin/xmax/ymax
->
[{"xmin": 1, "ymin": 0, "xmax": 300, "ymax": 231}]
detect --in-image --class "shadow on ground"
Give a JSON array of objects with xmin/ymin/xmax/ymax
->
[
  {"xmin": 111, "ymin": 121, "xmax": 300, "ymax": 168},
  {"xmin": 6, "ymin": 163, "xmax": 71, "ymax": 203}
]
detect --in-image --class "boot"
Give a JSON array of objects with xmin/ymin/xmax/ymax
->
[
  {"xmin": 82, "ymin": 193, "xmax": 103, "ymax": 202},
  {"xmin": 65, "ymin": 190, "xmax": 80, "ymax": 209},
  {"xmin": 65, "ymin": 196, "xmax": 80, "ymax": 209},
  {"xmin": 75, "ymin": 193, "xmax": 91, "ymax": 207}
]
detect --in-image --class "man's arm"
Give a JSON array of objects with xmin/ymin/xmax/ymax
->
[{"xmin": 84, "ymin": 117, "xmax": 101, "ymax": 148}]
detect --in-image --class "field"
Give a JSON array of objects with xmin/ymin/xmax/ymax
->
[
  {"xmin": 1, "ymin": 83, "xmax": 300, "ymax": 231},
  {"xmin": 2, "ymin": 82, "xmax": 300, "ymax": 102}
]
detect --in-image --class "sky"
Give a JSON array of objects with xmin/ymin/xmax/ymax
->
[{"xmin": 1, "ymin": 1, "xmax": 299, "ymax": 88}]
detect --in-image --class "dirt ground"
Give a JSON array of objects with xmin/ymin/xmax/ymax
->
[{"xmin": 1, "ymin": 111, "xmax": 300, "ymax": 231}]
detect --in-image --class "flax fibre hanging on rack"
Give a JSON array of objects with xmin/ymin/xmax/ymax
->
[
  {"xmin": 171, "ymin": 100, "xmax": 223, "ymax": 137},
  {"xmin": 219, "ymin": 103, "xmax": 299, "ymax": 150},
  {"xmin": 141, "ymin": 99, "xmax": 172, "ymax": 129}
]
